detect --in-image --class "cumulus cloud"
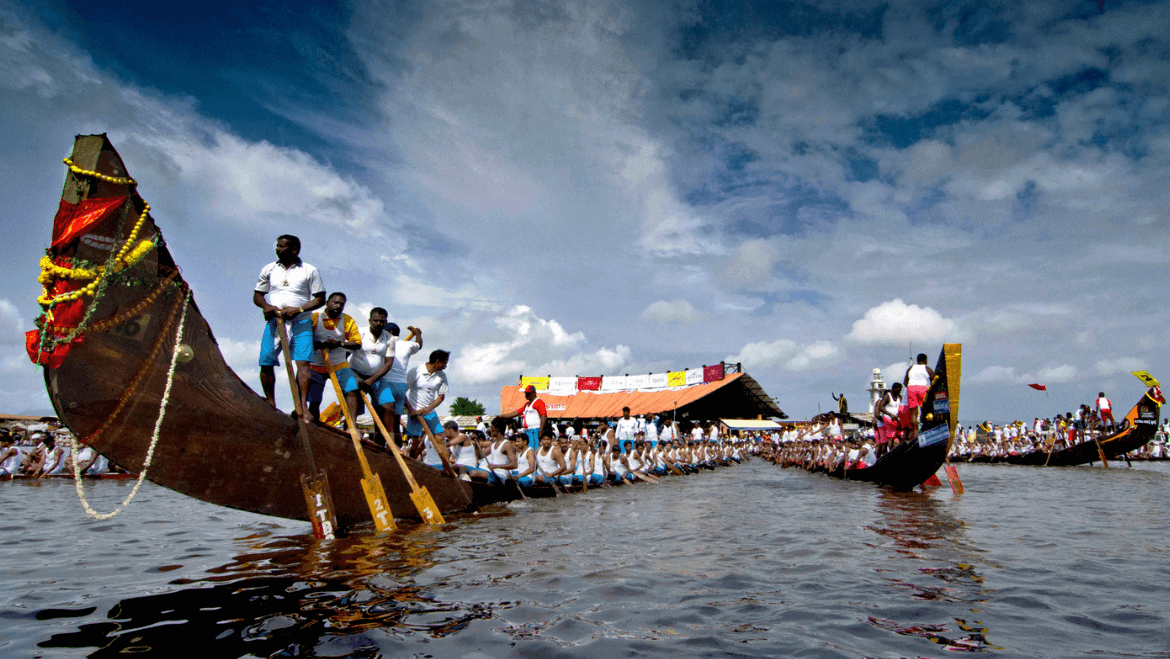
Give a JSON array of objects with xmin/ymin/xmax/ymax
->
[
  {"xmin": 847, "ymin": 299, "xmax": 959, "ymax": 345},
  {"xmin": 728, "ymin": 338, "xmax": 842, "ymax": 372},
  {"xmin": 722, "ymin": 239, "xmax": 776, "ymax": 289},
  {"xmin": 452, "ymin": 305, "xmax": 629, "ymax": 385},
  {"xmin": 970, "ymin": 363, "xmax": 1079, "ymax": 386},
  {"xmin": 0, "ymin": 299, "xmax": 29, "ymax": 373},
  {"xmin": 641, "ymin": 299, "xmax": 702, "ymax": 325},
  {"xmin": 1095, "ymin": 357, "xmax": 1145, "ymax": 377}
]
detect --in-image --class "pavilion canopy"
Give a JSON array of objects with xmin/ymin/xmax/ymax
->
[
  {"xmin": 499, "ymin": 371, "xmax": 785, "ymax": 420},
  {"xmin": 720, "ymin": 418, "xmax": 783, "ymax": 431}
]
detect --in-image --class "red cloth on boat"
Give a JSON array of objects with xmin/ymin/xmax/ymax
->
[
  {"xmin": 51, "ymin": 195, "xmax": 127, "ymax": 248},
  {"xmin": 26, "ymin": 329, "xmax": 80, "ymax": 369}
]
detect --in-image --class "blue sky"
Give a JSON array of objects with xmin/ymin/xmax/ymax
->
[{"xmin": 3, "ymin": 0, "xmax": 1168, "ymax": 424}]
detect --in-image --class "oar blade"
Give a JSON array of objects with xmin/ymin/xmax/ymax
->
[
  {"xmin": 409, "ymin": 485, "xmax": 447, "ymax": 525},
  {"xmin": 360, "ymin": 474, "xmax": 397, "ymax": 532},
  {"xmin": 944, "ymin": 464, "xmax": 964, "ymax": 494},
  {"xmin": 300, "ymin": 471, "xmax": 337, "ymax": 539}
]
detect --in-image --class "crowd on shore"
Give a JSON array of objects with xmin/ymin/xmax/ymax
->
[{"xmin": 0, "ymin": 422, "xmax": 121, "ymax": 478}]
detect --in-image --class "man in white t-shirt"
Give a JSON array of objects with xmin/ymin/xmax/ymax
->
[
  {"xmin": 644, "ymin": 413, "xmax": 659, "ymax": 448},
  {"xmin": 382, "ymin": 323, "xmax": 422, "ymax": 446},
  {"xmin": 405, "ymin": 349, "xmax": 450, "ymax": 460},
  {"xmin": 615, "ymin": 407, "xmax": 639, "ymax": 452},
  {"xmin": 253, "ymin": 235, "xmax": 326, "ymax": 421},
  {"xmin": 347, "ymin": 307, "xmax": 396, "ymax": 443}
]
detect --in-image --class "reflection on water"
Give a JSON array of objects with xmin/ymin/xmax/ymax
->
[
  {"xmin": 40, "ymin": 523, "xmax": 511, "ymax": 656},
  {"xmin": 867, "ymin": 488, "xmax": 1002, "ymax": 652},
  {"xmin": 4, "ymin": 462, "xmax": 1170, "ymax": 657}
]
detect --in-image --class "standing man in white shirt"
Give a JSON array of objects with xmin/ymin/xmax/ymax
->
[
  {"xmin": 615, "ymin": 407, "xmax": 639, "ymax": 452},
  {"xmin": 383, "ymin": 323, "xmax": 422, "ymax": 446},
  {"xmin": 347, "ymin": 307, "xmax": 396, "ymax": 444},
  {"xmin": 253, "ymin": 235, "xmax": 326, "ymax": 421},
  {"xmin": 405, "ymin": 350, "xmax": 450, "ymax": 459},
  {"xmin": 644, "ymin": 412, "xmax": 659, "ymax": 448}
]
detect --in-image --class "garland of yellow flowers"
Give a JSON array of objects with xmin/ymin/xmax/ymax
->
[
  {"xmin": 37, "ymin": 201, "xmax": 155, "ymax": 304},
  {"xmin": 62, "ymin": 157, "xmax": 137, "ymax": 186}
]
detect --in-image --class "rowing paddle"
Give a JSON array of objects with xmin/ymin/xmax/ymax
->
[
  {"xmin": 276, "ymin": 317, "xmax": 337, "ymax": 540},
  {"xmin": 321, "ymin": 350, "xmax": 397, "ymax": 532},
  {"xmin": 356, "ymin": 387, "xmax": 446, "ymax": 526}
]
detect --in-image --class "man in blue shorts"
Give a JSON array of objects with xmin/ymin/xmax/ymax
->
[
  {"xmin": 405, "ymin": 350, "xmax": 450, "ymax": 459},
  {"xmin": 348, "ymin": 307, "xmax": 396, "ymax": 445},
  {"xmin": 306, "ymin": 292, "xmax": 362, "ymax": 424},
  {"xmin": 253, "ymin": 235, "xmax": 325, "ymax": 422}
]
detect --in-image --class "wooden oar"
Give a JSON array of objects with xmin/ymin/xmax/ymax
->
[
  {"xmin": 276, "ymin": 318, "xmax": 337, "ymax": 540},
  {"xmin": 320, "ymin": 350, "xmax": 397, "ymax": 532},
  {"xmin": 533, "ymin": 455, "xmax": 562, "ymax": 496},
  {"xmin": 355, "ymin": 387, "xmax": 446, "ymax": 525},
  {"xmin": 1091, "ymin": 431, "xmax": 1110, "ymax": 468},
  {"xmin": 413, "ymin": 412, "xmax": 457, "ymax": 477}
]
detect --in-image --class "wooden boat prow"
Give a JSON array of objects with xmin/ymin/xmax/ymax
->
[{"xmin": 35, "ymin": 135, "xmax": 484, "ymax": 525}]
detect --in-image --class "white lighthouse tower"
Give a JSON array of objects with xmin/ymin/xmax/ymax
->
[{"xmin": 867, "ymin": 368, "xmax": 887, "ymax": 409}]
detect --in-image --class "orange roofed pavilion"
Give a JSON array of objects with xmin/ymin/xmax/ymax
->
[{"xmin": 499, "ymin": 370, "xmax": 785, "ymax": 420}]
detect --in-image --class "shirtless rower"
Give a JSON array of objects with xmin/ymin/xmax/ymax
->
[
  {"xmin": 536, "ymin": 433, "xmax": 569, "ymax": 485},
  {"xmin": 0, "ymin": 434, "xmax": 20, "ymax": 478},
  {"xmin": 485, "ymin": 417, "xmax": 518, "ymax": 485},
  {"xmin": 444, "ymin": 420, "xmax": 489, "ymax": 481},
  {"xmin": 306, "ymin": 292, "xmax": 362, "ymax": 423},
  {"xmin": 254, "ymin": 235, "xmax": 326, "ymax": 421}
]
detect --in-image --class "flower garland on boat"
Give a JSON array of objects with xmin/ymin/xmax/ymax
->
[{"xmin": 29, "ymin": 159, "xmax": 172, "ymax": 367}]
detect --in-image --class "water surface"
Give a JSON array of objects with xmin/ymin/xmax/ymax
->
[{"xmin": 2, "ymin": 461, "xmax": 1168, "ymax": 657}]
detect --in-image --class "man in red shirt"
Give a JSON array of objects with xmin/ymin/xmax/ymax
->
[{"xmin": 503, "ymin": 384, "xmax": 547, "ymax": 450}]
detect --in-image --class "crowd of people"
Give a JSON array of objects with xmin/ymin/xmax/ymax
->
[
  {"xmin": 419, "ymin": 415, "xmax": 756, "ymax": 487},
  {"xmin": 0, "ymin": 423, "xmax": 118, "ymax": 478}
]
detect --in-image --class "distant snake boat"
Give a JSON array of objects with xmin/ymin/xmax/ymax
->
[
  {"xmin": 1000, "ymin": 388, "xmax": 1163, "ymax": 467},
  {"xmin": 28, "ymin": 135, "xmax": 727, "ymax": 528},
  {"xmin": 775, "ymin": 344, "xmax": 961, "ymax": 490}
]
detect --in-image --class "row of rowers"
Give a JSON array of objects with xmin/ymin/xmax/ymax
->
[
  {"xmin": 254, "ymin": 235, "xmax": 450, "ymax": 447},
  {"xmin": 426, "ymin": 417, "xmax": 754, "ymax": 486},
  {"xmin": 763, "ymin": 438, "xmax": 880, "ymax": 471}
]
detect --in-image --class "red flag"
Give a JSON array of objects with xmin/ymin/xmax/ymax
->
[{"xmin": 1028, "ymin": 383, "xmax": 1047, "ymax": 391}]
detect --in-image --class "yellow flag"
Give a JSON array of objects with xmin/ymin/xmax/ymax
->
[
  {"xmin": 667, "ymin": 371, "xmax": 686, "ymax": 387},
  {"xmin": 1132, "ymin": 371, "xmax": 1160, "ymax": 387},
  {"xmin": 521, "ymin": 376, "xmax": 550, "ymax": 391}
]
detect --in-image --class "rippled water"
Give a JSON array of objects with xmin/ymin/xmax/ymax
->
[{"xmin": 3, "ymin": 460, "xmax": 1169, "ymax": 658}]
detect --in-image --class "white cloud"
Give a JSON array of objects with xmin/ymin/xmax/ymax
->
[
  {"xmin": 728, "ymin": 338, "xmax": 842, "ymax": 372},
  {"xmin": 452, "ymin": 305, "xmax": 628, "ymax": 385},
  {"xmin": 722, "ymin": 239, "xmax": 776, "ymax": 289},
  {"xmin": 847, "ymin": 299, "xmax": 959, "ymax": 345},
  {"xmin": 1034, "ymin": 364, "xmax": 1078, "ymax": 384},
  {"xmin": 1095, "ymin": 357, "xmax": 1145, "ymax": 377},
  {"xmin": 641, "ymin": 299, "xmax": 702, "ymax": 325}
]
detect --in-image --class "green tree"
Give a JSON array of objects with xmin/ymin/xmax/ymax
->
[{"xmin": 450, "ymin": 397, "xmax": 485, "ymax": 416}]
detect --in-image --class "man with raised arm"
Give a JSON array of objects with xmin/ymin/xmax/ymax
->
[
  {"xmin": 254, "ymin": 235, "xmax": 326, "ymax": 421},
  {"xmin": 383, "ymin": 323, "xmax": 422, "ymax": 446}
]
